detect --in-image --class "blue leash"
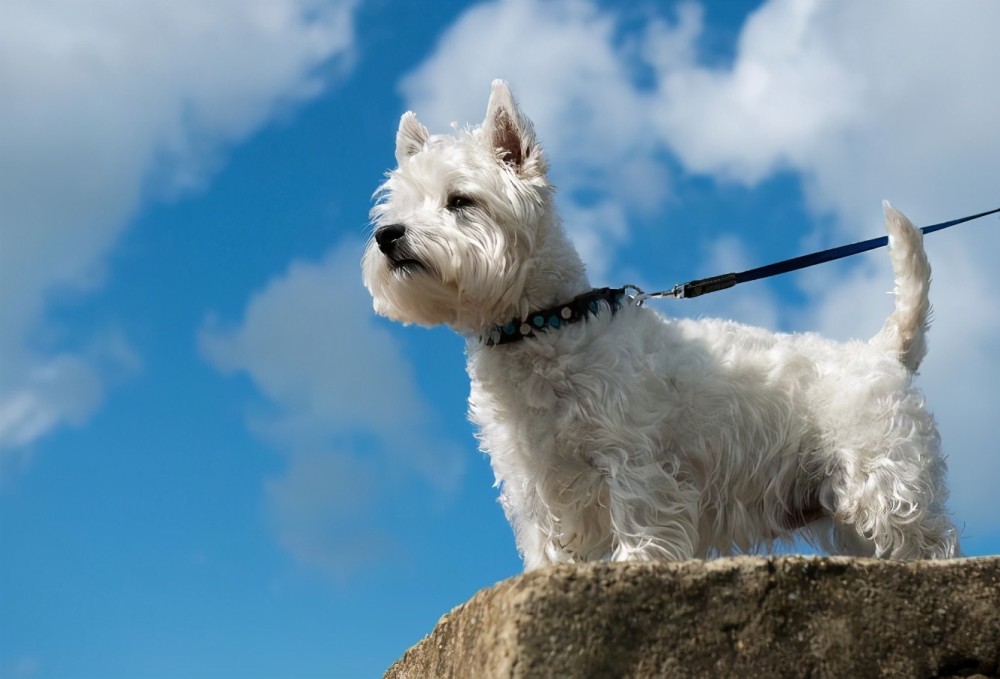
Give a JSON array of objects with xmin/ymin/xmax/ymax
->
[{"xmin": 633, "ymin": 205, "xmax": 1000, "ymax": 301}]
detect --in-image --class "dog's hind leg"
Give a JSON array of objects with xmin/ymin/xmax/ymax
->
[
  {"xmin": 828, "ymin": 499, "xmax": 959, "ymax": 560},
  {"xmin": 820, "ymin": 395, "xmax": 959, "ymax": 559}
]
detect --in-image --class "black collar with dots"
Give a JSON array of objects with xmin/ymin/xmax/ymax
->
[{"xmin": 481, "ymin": 287, "xmax": 629, "ymax": 346}]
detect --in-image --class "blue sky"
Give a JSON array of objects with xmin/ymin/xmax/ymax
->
[{"xmin": 2, "ymin": 0, "xmax": 999, "ymax": 677}]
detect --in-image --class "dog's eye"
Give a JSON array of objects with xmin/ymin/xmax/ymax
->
[{"xmin": 446, "ymin": 193, "xmax": 476, "ymax": 211}]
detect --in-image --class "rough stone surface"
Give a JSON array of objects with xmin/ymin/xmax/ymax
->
[{"xmin": 385, "ymin": 556, "xmax": 1000, "ymax": 679}]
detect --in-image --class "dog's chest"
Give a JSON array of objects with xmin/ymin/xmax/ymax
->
[{"xmin": 467, "ymin": 335, "xmax": 673, "ymax": 476}]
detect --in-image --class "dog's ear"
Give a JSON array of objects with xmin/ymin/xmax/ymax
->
[
  {"xmin": 396, "ymin": 111, "xmax": 429, "ymax": 165},
  {"xmin": 483, "ymin": 80, "xmax": 539, "ymax": 172}
]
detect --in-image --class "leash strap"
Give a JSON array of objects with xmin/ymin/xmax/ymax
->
[
  {"xmin": 635, "ymin": 206, "xmax": 1000, "ymax": 301},
  {"xmin": 483, "ymin": 205, "xmax": 998, "ymax": 346}
]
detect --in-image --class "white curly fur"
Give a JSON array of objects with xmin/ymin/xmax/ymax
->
[{"xmin": 362, "ymin": 80, "xmax": 959, "ymax": 569}]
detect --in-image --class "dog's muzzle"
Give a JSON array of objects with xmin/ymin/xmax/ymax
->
[{"xmin": 374, "ymin": 223, "xmax": 424, "ymax": 272}]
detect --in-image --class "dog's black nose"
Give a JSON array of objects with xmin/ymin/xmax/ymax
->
[{"xmin": 375, "ymin": 224, "xmax": 406, "ymax": 254}]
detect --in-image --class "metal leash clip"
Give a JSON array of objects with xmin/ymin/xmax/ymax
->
[{"xmin": 622, "ymin": 284, "xmax": 682, "ymax": 306}]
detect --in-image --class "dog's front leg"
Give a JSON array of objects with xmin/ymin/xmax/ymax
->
[
  {"xmin": 519, "ymin": 522, "xmax": 557, "ymax": 570},
  {"xmin": 506, "ymin": 492, "xmax": 580, "ymax": 570},
  {"xmin": 518, "ymin": 509, "xmax": 605, "ymax": 569},
  {"xmin": 606, "ymin": 462, "xmax": 701, "ymax": 562}
]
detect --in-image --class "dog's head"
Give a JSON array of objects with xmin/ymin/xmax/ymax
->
[{"xmin": 362, "ymin": 80, "xmax": 575, "ymax": 334}]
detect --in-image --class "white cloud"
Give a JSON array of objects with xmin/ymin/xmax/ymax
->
[
  {"xmin": 647, "ymin": 0, "xmax": 1000, "ymax": 234},
  {"xmin": 265, "ymin": 452, "xmax": 393, "ymax": 582},
  {"xmin": 400, "ymin": 0, "xmax": 1000, "ymax": 542},
  {"xmin": 650, "ymin": 0, "xmax": 866, "ymax": 186},
  {"xmin": 200, "ymin": 242, "xmax": 464, "ymax": 578},
  {"xmin": 0, "ymin": 0, "xmax": 357, "ymax": 456},
  {"xmin": 0, "ymin": 330, "xmax": 139, "ymax": 449},
  {"xmin": 201, "ymin": 246, "xmax": 423, "ymax": 436}
]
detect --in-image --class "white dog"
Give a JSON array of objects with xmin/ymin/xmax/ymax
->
[{"xmin": 362, "ymin": 80, "xmax": 959, "ymax": 569}]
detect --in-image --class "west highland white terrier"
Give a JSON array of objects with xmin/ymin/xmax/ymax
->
[{"xmin": 362, "ymin": 80, "xmax": 959, "ymax": 569}]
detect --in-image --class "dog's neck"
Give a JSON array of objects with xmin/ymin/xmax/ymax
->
[
  {"xmin": 448, "ymin": 205, "xmax": 594, "ymax": 339},
  {"xmin": 474, "ymin": 220, "xmax": 605, "ymax": 345},
  {"xmin": 522, "ymin": 235, "xmax": 590, "ymax": 310}
]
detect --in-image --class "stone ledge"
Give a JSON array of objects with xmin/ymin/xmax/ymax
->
[{"xmin": 385, "ymin": 556, "xmax": 1000, "ymax": 679}]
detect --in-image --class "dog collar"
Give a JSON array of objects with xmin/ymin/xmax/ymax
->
[{"xmin": 482, "ymin": 287, "xmax": 629, "ymax": 346}]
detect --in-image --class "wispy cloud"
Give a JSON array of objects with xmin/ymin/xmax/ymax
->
[
  {"xmin": 199, "ymin": 242, "xmax": 464, "ymax": 579},
  {"xmin": 0, "ymin": 0, "xmax": 358, "ymax": 457}
]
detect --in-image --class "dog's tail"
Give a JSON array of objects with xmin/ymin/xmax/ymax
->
[{"xmin": 871, "ymin": 201, "xmax": 932, "ymax": 373}]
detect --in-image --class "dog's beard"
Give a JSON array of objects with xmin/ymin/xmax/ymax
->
[
  {"xmin": 362, "ymin": 237, "xmax": 458, "ymax": 326},
  {"xmin": 384, "ymin": 244, "xmax": 429, "ymax": 277}
]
